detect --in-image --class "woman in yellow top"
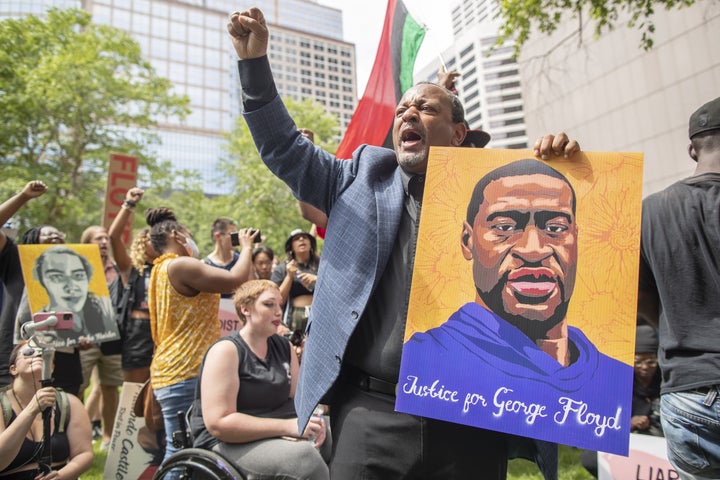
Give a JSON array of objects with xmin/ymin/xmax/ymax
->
[{"xmin": 145, "ymin": 207, "xmax": 256, "ymax": 468}]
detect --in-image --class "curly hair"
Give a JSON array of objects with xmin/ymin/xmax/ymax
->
[
  {"xmin": 145, "ymin": 207, "xmax": 183, "ymax": 254},
  {"xmin": 130, "ymin": 227, "xmax": 152, "ymax": 273}
]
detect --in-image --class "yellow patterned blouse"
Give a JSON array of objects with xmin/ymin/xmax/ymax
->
[{"xmin": 148, "ymin": 253, "xmax": 221, "ymax": 389}]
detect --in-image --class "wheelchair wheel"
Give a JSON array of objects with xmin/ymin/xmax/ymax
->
[{"xmin": 152, "ymin": 448, "xmax": 248, "ymax": 480}]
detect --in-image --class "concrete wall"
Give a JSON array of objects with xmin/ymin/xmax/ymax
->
[{"xmin": 518, "ymin": 1, "xmax": 720, "ymax": 195}]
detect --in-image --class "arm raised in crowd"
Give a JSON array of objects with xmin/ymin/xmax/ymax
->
[
  {"xmin": 108, "ymin": 187, "xmax": 145, "ymax": 281},
  {"xmin": 0, "ymin": 181, "xmax": 47, "ymax": 251},
  {"xmin": 227, "ymin": 8, "xmax": 269, "ymax": 60}
]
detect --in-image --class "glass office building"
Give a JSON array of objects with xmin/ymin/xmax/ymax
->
[
  {"xmin": 415, "ymin": 0, "xmax": 528, "ymax": 149},
  {"xmin": 0, "ymin": 0, "xmax": 357, "ymax": 194}
]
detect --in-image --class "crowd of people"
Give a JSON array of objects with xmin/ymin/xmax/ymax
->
[
  {"xmin": 0, "ymin": 6, "xmax": 717, "ymax": 480},
  {"xmin": 0, "ymin": 180, "xmax": 326, "ymax": 478}
]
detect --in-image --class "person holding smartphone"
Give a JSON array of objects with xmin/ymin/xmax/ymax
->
[
  {"xmin": 203, "ymin": 218, "xmax": 242, "ymax": 299},
  {"xmin": 270, "ymin": 229, "xmax": 319, "ymax": 336}
]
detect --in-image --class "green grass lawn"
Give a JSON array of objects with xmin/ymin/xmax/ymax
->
[
  {"xmin": 83, "ymin": 443, "xmax": 106, "ymax": 479},
  {"xmin": 82, "ymin": 442, "xmax": 593, "ymax": 479}
]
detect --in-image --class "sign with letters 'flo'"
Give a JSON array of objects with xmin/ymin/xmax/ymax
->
[{"xmin": 396, "ymin": 148, "xmax": 643, "ymax": 455}]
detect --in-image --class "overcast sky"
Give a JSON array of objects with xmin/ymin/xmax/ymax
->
[{"xmin": 318, "ymin": 0, "xmax": 455, "ymax": 95}]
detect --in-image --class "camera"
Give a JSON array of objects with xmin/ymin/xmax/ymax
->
[{"xmin": 230, "ymin": 229, "xmax": 262, "ymax": 246}]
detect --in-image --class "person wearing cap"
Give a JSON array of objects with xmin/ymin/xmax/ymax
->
[
  {"xmin": 638, "ymin": 96, "xmax": 720, "ymax": 480},
  {"xmin": 630, "ymin": 324, "xmax": 662, "ymax": 437},
  {"xmin": 438, "ymin": 66, "xmax": 491, "ymax": 149},
  {"xmin": 271, "ymin": 229, "xmax": 319, "ymax": 335}
]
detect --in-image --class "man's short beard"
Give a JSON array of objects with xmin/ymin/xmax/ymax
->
[
  {"xmin": 477, "ymin": 272, "xmax": 570, "ymax": 342},
  {"xmin": 396, "ymin": 150, "xmax": 427, "ymax": 170}
]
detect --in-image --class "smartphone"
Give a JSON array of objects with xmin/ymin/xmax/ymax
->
[
  {"xmin": 32, "ymin": 311, "xmax": 74, "ymax": 330},
  {"xmin": 230, "ymin": 230, "xmax": 262, "ymax": 246},
  {"xmin": 230, "ymin": 232, "xmax": 239, "ymax": 246}
]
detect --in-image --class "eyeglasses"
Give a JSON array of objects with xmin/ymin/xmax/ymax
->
[
  {"xmin": 21, "ymin": 347, "xmax": 43, "ymax": 357},
  {"xmin": 634, "ymin": 358, "xmax": 658, "ymax": 368},
  {"xmin": 39, "ymin": 231, "xmax": 66, "ymax": 240}
]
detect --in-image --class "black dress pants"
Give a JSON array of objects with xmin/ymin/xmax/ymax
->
[{"xmin": 330, "ymin": 381, "xmax": 508, "ymax": 479}]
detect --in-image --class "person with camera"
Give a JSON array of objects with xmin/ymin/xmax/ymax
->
[
  {"xmin": 0, "ymin": 339, "xmax": 93, "ymax": 479},
  {"xmin": 204, "ymin": 218, "xmax": 247, "ymax": 299},
  {"xmin": 271, "ymin": 229, "xmax": 319, "ymax": 336},
  {"xmin": 145, "ymin": 207, "xmax": 257, "ymax": 471}
]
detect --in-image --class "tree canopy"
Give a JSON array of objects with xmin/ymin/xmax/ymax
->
[
  {"xmin": 496, "ymin": 0, "xmax": 697, "ymax": 55},
  {"xmin": 1, "ymin": 8, "xmax": 342, "ymax": 259},
  {"xmin": 219, "ymin": 97, "xmax": 340, "ymax": 254},
  {"xmin": 0, "ymin": 8, "xmax": 190, "ymax": 240}
]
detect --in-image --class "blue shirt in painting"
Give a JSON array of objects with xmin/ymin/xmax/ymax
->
[{"xmin": 397, "ymin": 302, "xmax": 633, "ymax": 455}]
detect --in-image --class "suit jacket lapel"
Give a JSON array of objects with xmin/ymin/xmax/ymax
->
[{"xmin": 375, "ymin": 168, "xmax": 404, "ymax": 282}]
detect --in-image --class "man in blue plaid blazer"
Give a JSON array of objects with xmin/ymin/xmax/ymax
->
[{"xmin": 227, "ymin": 8, "xmax": 580, "ymax": 479}]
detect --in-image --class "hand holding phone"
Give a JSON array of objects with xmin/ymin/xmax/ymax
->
[
  {"xmin": 32, "ymin": 312, "xmax": 74, "ymax": 330},
  {"xmin": 230, "ymin": 229, "xmax": 262, "ymax": 246}
]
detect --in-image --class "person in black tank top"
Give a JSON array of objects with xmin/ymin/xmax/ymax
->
[{"xmin": 189, "ymin": 280, "xmax": 329, "ymax": 480}]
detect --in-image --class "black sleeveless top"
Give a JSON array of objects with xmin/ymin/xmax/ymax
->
[
  {"xmin": 190, "ymin": 333, "xmax": 295, "ymax": 449},
  {"xmin": 0, "ymin": 405, "xmax": 70, "ymax": 475},
  {"xmin": 130, "ymin": 264, "xmax": 152, "ymax": 313}
]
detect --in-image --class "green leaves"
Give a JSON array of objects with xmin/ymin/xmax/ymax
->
[
  {"xmin": 495, "ymin": 0, "xmax": 695, "ymax": 55},
  {"xmin": 219, "ymin": 97, "xmax": 340, "ymax": 253},
  {"xmin": 0, "ymin": 8, "xmax": 189, "ymax": 241}
]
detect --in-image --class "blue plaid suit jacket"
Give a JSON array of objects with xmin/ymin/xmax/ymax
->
[
  {"xmin": 245, "ymin": 96, "xmax": 405, "ymax": 431},
  {"xmin": 244, "ymin": 96, "xmax": 559, "ymax": 480}
]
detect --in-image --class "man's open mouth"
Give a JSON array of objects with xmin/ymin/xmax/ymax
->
[
  {"xmin": 400, "ymin": 129, "xmax": 423, "ymax": 147},
  {"xmin": 507, "ymin": 268, "xmax": 557, "ymax": 303}
]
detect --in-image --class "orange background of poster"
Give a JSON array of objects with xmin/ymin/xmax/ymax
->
[
  {"xmin": 405, "ymin": 148, "xmax": 644, "ymax": 365},
  {"xmin": 18, "ymin": 244, "xmax": 111, "ymax": 313}
]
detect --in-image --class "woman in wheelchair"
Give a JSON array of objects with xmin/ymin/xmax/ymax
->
[{"xmin": 188, "ymin": 280, "xmax": 329, "ymax": 480}]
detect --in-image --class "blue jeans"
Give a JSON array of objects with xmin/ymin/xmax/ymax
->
[
  {"xmin": 154, "ymin": 377, "xmax": 198, "ymax": 478},
  {"xmin": 661, "ymin": 388, "xmax": 720, "ymax": 480}
]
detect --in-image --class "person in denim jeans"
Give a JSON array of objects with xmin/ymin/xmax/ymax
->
[
  {"xmin": 145, "ymin": 207, "xmax": 257, "ymax": 477},
  {"xmin": 638, "ymin": 96, "xmax": 720, "ymax": 479}
]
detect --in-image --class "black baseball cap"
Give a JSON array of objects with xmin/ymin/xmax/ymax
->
[
  {"xmin": 689, "ymin": 96, "xmax": 720, "ymax": 139},
  {"xmin": 462, "ymin": 120, "xmax": 491, "ymax": 148}
]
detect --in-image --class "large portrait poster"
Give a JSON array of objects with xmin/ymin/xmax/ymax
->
[
  {"xmin": 17, "ymin": 244, "xmax": 120, "ymax": 347},
  {"xmin": 396, "ymin": 148, "xmax": 643, "ymax": 455}
]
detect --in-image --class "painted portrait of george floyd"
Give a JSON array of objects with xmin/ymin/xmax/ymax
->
[
  {"xmin": 16, "ymin": 244, "xmax": 119, "ymax": 348},
  {"xmin": 395, "ymin": 148, "xmax": 643, "ymax": 456}
]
